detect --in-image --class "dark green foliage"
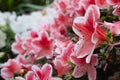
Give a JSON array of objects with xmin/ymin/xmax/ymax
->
[{"xmin": 0, "ymin": 0, "xmax": 54, "ymax": 14}]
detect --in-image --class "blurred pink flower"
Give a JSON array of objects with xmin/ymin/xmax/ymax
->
[
  {"xmin": 26, "ymin": 63, "xmax": 62, "ymax": 80},
  {"xmin": 32, "ymin": 31, "xmax": 54, "ymax": 59},
  {"xmin": 113, "ymin": 5, "xmax": 120, "ymax": 16},
  {"xmin": 108, "ymin": 0, "xmax": 120, "ymax": 16},
  {"xmin": 12, "ymin": 35, "xmax": 26, "ymax": 54},
  {"xmin": 71, "ymin": 54, "xmax": 98, "ymax": 80},
  {"xmin": 53, "ymin": 42, "xmax": 74, "ymax": 76},
  {"xmin": 1, "ymin": 59, "xmax": 21, "ymax": 80}
]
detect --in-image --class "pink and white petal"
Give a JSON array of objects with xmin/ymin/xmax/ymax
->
[
  {"xmin": 15, "ymin": 35, "xmax": 22, "ymax": 42},
  {"xmin": 26, "ymin": 71, "xmax": 36, "ymax": 80},
  {"xmin": 53, "ymin": 58, "xmax": 71, "ymax": 76},
  {"xmin": 111, "ymin": 21, "xmax": 120, "ymax": 35},
  {"xmin": 88, "ymin": 66, "xmax": 97, "ymax": 80},
  {"xmin": 1, "ymin": 68, "xmax": 13, "ymax": 79},
  {"xmin": 72, "ymin": 65, "xmax": 87, "ymax": 78},
  {"xmin": 41, "ymin": 64, "xmax": 52, "ymax": 80},
  {"xmin": 85, "ymin": 5, "xmax": 100, "ymax": 28},
  {"xmin": 32, "ymin": 65, "xmax": 42, "ymax": 80},
  {"xmin": 73, "ymin": 17, "xmax": 88, "ymax": 37},
  {"xmin": 60, "ymin": 42, "xmax": 74, "ymax": 62},
  {"xmin": 112, "ymin": 5, "xmax": 120, "ymax": 16},
  {"xmin": 15, "ymin": 77, "xmax": 25, "ymax": 80},
  {"xmin": 86, "ymin": 45, "xmax": 96, "ymax": 63},
  {"xmin": 91, "ymin": 32, "xmax": 99, "ymax": 44},
  {"xmin": 36, "ymin": 49, "xmax": 53, "ymax": 59},
  {"xmin": 32, "ymin": 38, "xmax": 41, "ymax": 48},
  {"xmin": 12, "ymin": 43, "xmax": 25, "ymax": 54},
  {"xmin": 76, "ymin": 39, "xmax": 95, "ymax": 59},
  {"xmin": 70, "ymin": 55, "xmax": 81, "ymax": 65},
  {"xmin": 49, "ymin": 77, "xmax": 62, "ymax": 80},
  {"xmin": 108, "ymin": 0, "xmax": 119, "ymax": 5},
  {"xmin": 90, "ymin": 54, "xmax": 98, "ymax": 66}
]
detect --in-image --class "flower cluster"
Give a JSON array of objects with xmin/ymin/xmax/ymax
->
[{"xmin": 0, "ymin": 0, "xmax": 120, "ymax": 80}]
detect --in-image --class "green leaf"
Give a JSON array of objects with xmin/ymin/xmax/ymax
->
[{"xmin": 67, "ymin": 61, "xmax": 75, "ymax": 67}]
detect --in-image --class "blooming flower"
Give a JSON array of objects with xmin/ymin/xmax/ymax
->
[
  {"xmin": 26, "ymin": 63, "xmax": 62, "ymax": 80},
  {"xmin": 32, "ymin": 31, "xmax": 54, "ymax": 59},
  {"xmin": 107, "ymin": 0, "xmax": 120, "ymax": 17},
  {"xmin": 53, "ymin": 42, "xmax": 74, "ymax": 76},
  {"xmin": 71, "ymin": 54, "xmax": 98, "ymax": 80},
  {"xmin": 12, "ymin": 35, "xmax": 26, "ymax": 54},
  {"xmin": 73, "ymin": 5, "xmax": 107, "ymax": 63},
  {"xmin": 1, "ymin": 59, "xmax": 21, "ymax": 80}
]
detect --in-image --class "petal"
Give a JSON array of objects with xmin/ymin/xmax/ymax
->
[
  {"xmin": 26, "ymin": 71, "xmax": 35, "ymax": 80},
  {"xmin": 88, "ymin": 66, "xmax": 96, "ymax": 80},
  {"xmin": 53, "ymin": 58, "xmax": 71, "ymax": 76},
  {"xmin": 41, "ymin": 64, "xmax": 52, "ymax": 80},
  {"xmin": 108, "ymin": 0, "xmax": 119, "ymax": 5},
  {"xmin": 15, "ymin": 77, "xmax": 25, "ymax": 80},
  {"xmin": 73, "ymin": 17, "xmax": 90, "ymax": 37},
  {"xmin": 32, "ymin": 65, "xmax": 42, "ymax": 80},
  {"xmin": 113, "ymin": 5, "xmax": 120, "ymax": 16},
  {"xmin": 85, "ymin": 5, "xmax": 100, "ymax": 29},
  {"xmin": 72, "ymin": 65, "xmax": 87, "ymax": 78},
  {"xmin": 49, "ymin": 77, "xmax": 62, "ymax": 80},
  {"xmin": 90, "ymin": 54, "xmax": 98, "ymax": 66},
  {"xmin": 91, "ymin": 32, "xmax": 99, "ymax": 44},
  {"xmin": 86, "ymin": 45, "xmax": 96, "ymax": 63},
  {"xmin": 12, "ymin": 42, "xmax": 25, "ymax": 54},
  {"xmin": 1, "ymin": 68, "xmax": 13, "ymax": 79},
  {"xmin": 75, "ymin": 38, "xmax": 95, "ymax": 58}
]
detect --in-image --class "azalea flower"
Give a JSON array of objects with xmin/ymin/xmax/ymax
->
[
  {"xmin": 106, "ymin": 0, "xmax": 120, "ymax": 17},
  {"xmin": 12, "ymin": 35, "xmax": 26, "ymax": 54},
  {"xmin": 1, "ymin": 59, "xmax": 21, "ymax": 80},
  {"xmin": 32, "ymin": 31, "xmax": 54, "ymax": 59},
  {"xmin": 26, "ymin": 63, "xmax": 62, "ymax": 80},
  {"xmin": 53, "ymin": 42, "xmax": 74, "ymax": 76},
  {"xmin": 71, "ymin": 54, "xmax": 98, "ymax": 80},
  {"xmin": 72, "ymin": 5, "xmax": 107, "ymax": 63},
  {"xmin": 104, "ymin": 21, "xmax": 120, "ymax": 35}
]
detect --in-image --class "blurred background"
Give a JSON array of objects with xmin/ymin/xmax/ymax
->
[
  {"xmin": 0, "ymin": 0, "xmax": 54, "ymax": 14},
  {"xmin": 0, "ymin": 1, "xmax": 54, "ymax": 79}
]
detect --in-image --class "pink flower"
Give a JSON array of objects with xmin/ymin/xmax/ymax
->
[
  {"xmin": 107, "ymin": 0, "xmax": 120, "ymax": 16},
  {"xmin": 32, "ymin": 31, "xmax": 54, "ymax": 59},
  {"xmin": 71, "ymin": 54, "xmax": 98, "ymax": 80},
  {"xmin": 104, "ymin": 21, "xmax": 120, "ymax": 35},
  {"xmin": 12, "ymin": 35, "xmax": 26, "ymax": 54},
  {"xmin": 72, "ymin": 5, "xmax": 106, "ymax": 63},
  {"xmin": 26, "ymin": 64, "xmax": 62, "ymax": 80},
  {"xmin": 53, "ymin": 42, "xmax": 74, "ymax": 76},
  {"xmin": 1, "ymin": 59, "xmax": 21, "ymax": 80},
  {"xmin": 51, "ymin": 20, "xmax": 68, "ymax": 40},
  {"xmin": 113, "ymin": 5, "xmax": 120, "ymax": 16}
]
